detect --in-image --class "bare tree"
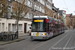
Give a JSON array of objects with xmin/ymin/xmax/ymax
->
[
  {"xmin": 11, "ymin": 0, "xmax": 29, "ymax": 38},
  {"xmin": 0, "ymin": 0, "xmax": 8, "ymax": 17}
]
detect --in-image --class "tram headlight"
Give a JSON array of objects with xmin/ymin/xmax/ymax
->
[
  {"xmin": 31, "ymin": 33, "xmax": 34, "ymax": 35},
  {"xmin": 42, "ymin": 33, "xmax": 47, "ymax": 36},
  {"xmin": 44, "ymin": 33, "xmax": 47, "ymax": 35}
]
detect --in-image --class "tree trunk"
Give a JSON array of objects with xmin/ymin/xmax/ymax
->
[{"xmin": 16, "ymin": 16, "xmax": 19, "ymax": 39}]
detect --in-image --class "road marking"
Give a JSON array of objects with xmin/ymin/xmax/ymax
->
[
  {"xmin": 63, "ymin": 33, "xmax": 73, "ymax": 50},
  {"xmin": 32, "ymin": 41, "xmax": 48, "ymax": 50},
  {"xmin": 49, "ymin": 33, "xmax": 70, "ymax": 50},
  {"xmin": 32, "ymin": 33, "xmax": 69, "ymax": 50}
]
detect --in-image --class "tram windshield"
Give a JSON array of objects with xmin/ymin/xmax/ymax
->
[{"xmin": 32, "ymin": 22, "xmax": 45, "ymax": 32}]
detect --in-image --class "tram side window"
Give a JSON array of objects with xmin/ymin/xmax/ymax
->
[
  {"xmin": 55, "ymin": 24, "xmax": 57, "ymax": 31},
  {"xmin": 49, "ymin": 26, "xmax": 52, "ymax": 31},
  {"xmin": 52, "ymin": 26, "xmax": 53, "ymax": 31},
  {"xmin": 49, "ymin": 23, "xmax": 53, "ymax": 32},
  {"xmin": 55, "ymin": 24, "xmax": 58, "ymax": 31},
  {"xmin": 46, "ymin": 23, "xmax": 49, "ymax": 32}
]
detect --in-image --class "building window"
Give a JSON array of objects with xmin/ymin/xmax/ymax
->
[
  {"xmin": 12, "ymin": 24, "xmax": 16, "ymax": 32},
  {"xmin": 28, "ymin": 13, "xmax": 32, "ymax": 19},
  {"xmin": 48, "ymin": 0, "xmax": 52, "ymax": 4},
  {"xmin": 28, "ymin": 24, "xmax": 31, "ymax": 31},
  {"xmin": 25, "ymin": 0, "xmax": 28, "ymax": 5},
  {"xmin": 38, "ymin": 6, "xmax": 40, "ymax": 11},
  {"xmin": 30, "ymin": 1, "xmax": 32, "ymax": 7},
  {"xmin": 40, "ymin": 6, "xmax": 42, "ymax": 12},
  {"xmin": 2, "ymin": 23, "xmax": 4, "ymax": 32},
  {"xmin": 34, "ymin": 4, "xmax": 37, "ymax": 10},
  {"xmin": 8, "ymin": 24, "xmax": 11, "ymax": 31},
  {"xmin": 39, "ymin": 0, "xmax": 45, "ymax": 5},
  {"xmin": 18, "ymin": 24, "xmax": 22, "ymax": 31},
  {"xmin": 8, "ymin": 7, "xmax": 11, "ymax": 18},
  {"xmin": 24, "ymin": 13, "xmax": 28, "ymax": 18},
  {"xmin": 46, "ymin": 3, "xmax": 52, "ymax": 10},
  {"xmin": 28, "ymin": 0, "xmax": 30, "ymax": 7},
  {"xmin": 8, "ymin": 0, "xmax": 12, "ymax": 3},
  {"xmin": 37, "ymin": 0, "xmax": 40, "ymax": 2},
  {"xmin": 42, "ymin": 8, "xmax": 45, "ymax": 13},
  {"xmin": 30, "ymin": 13, "xmax": 32, "ymax": 19},
  {"xmin": 28, "ymin": 13, "xmax": 29, "ymax": 18},
  {"xmin": 14, "ymin": 0, "xmax": 17, "ymax": 1},
  {"xmin": 27, "ymin": 0, "xmax": 32, "ymax": 7},
  {"xmin": 8, "ymin": 0, "xmax": 11, "ymax": 1}
]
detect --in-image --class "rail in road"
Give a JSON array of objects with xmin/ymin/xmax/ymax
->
[
  {"xmin": 49, "ymin": 30, "xmax": 74, "ymax": 50},
  {"xmin": 32, "ymin": 30, "xmax": 75, "ymax": 50},
  {"xmin": 0, "ymin": 30, "xmax": 75, "ymax": 50}
]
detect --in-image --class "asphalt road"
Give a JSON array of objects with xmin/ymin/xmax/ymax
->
[{"xmin": 0, "ymin": 29, "xmax": 75, "ymax": 50}]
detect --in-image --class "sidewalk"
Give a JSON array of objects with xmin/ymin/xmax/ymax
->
[
  {"xmin": 0, "ymin": 33, "xmax": 29, "ymax": 45},
  {"xmin": 0, "ymin": 38, "xmax": 25, "ymax": 45},
  {"xmin": 19, "ymin": 33, "xmax": 29, "ymax": 37}
]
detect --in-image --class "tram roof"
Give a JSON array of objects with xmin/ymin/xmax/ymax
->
[
  {"xmin": 34, "ymin": 16, "xmax": 54, "ymax": 19},
  {"xmin": 33, "ymin": 16, "xmax": 64, "ymax": 23}
]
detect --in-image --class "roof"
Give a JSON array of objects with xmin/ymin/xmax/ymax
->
[
  {"xmin": 71, "ymin": 15, "xmax": 75, "ymax": 18},
  {"xmin": 66, "ymin": 14, "xmax": 70, "ymax": 17},
  {"xmin": 66, "ymin": 14, "xmax": 72, "ymax": 17},
  {"xmin": 63, "ymin": 10, "xmax": 66, "ymax": 12}
]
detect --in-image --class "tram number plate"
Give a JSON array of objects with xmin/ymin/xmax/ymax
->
[{"xmin": 36, "ymin": 33, "xmax": 39, "ymax": 36}]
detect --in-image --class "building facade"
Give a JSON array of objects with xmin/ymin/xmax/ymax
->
[
  {"xmin": 0, "ymin": 0, "xmax": 52, "ymax": 34},
  {"xmin": 70, "ymin": 15, "xmax": 75, "ymax": 29},
  {"xmin": 66, "ymin": 14, "xmax": 71, "ymax": 28},
  {"xmin": 52, "ymin": 3, "xmax": 59, "ymax": 19},
  {"xmin": 59, "ymin": 10, "xmax": 66, "ymax": 28}
]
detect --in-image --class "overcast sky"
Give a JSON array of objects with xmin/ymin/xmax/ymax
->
[{"xmin": 53, "ymin": 0, "xmax": 75, "ymax": 15}]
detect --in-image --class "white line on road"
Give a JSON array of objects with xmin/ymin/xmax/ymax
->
[
  {"xmin": 49, "ymin": 33, "xmax": 70, "ymax": 50},
  {"xmin": 63, "ymin": 33, "xmax": 73, "ymax": 50}
]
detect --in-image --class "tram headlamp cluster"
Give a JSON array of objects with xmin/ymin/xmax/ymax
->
[
  {"xmin": 42, "ymin": 33, "xmax": 47, "ymax": 35},
  {"xmin": 44, "ymin": 33, "xmax": 47, "ymax": 35},
  {"xmin": 31, "ymin": 33, "xmax": 34, "ymax": 35}
]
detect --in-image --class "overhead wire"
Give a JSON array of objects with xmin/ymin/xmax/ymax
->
[{"xmin": 63, "ymin": 0, "xmax": 70, "ymax": 12}]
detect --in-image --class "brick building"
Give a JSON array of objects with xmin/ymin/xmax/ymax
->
[
  {"xmin": 70, "ymin": 15, "xmax": 75, "ymax": 29},
  {"xmin": 52, "ymin": 3, "xmax": 59, "ymax": 19},
  {"xmin": 66, "ymin": 14, "xmax": 72, "ymax": 28},
  {"xmin": 0, "ymin": 0, "xmax": 52, "ymax": 35},
  {"xmin": 58, "ymin": 10, "xmax": 66, "ymax": 28}
]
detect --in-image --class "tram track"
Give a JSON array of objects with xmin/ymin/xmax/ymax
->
[
  {"xmin": 31, "ymin": 30, "xmax": 71, "ymax": 50},
  {"xmin": 49, "ymin": 32, "xmax": 70, "ymax": 50},
  {"xmin": 63, "ymin": 33, "xmax": 73, "ymax": 50},
  {"xmin": 1, "ymin": 30, "xmax": 75, "ymax": 50},
  {"xmin": 49, "ymin": 30, "xmax": 74, "ymax": 50}
]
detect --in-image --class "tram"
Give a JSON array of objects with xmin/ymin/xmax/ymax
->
[{"xmin": 31, "ymin": 16, "xmax": 65, "ymax": 40}]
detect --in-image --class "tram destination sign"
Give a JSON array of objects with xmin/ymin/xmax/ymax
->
[{"xmin": 34, "ymin": 20, "xmax": 44, "ymax": 22}]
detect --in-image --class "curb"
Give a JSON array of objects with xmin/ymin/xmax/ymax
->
[
  {"xmin": 19, "ymin": 34, "xmax": 29, "ymax": 37},
  {"xmin": 0, "ymin": 38, "xmax": 25, "ymax": 45}
]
